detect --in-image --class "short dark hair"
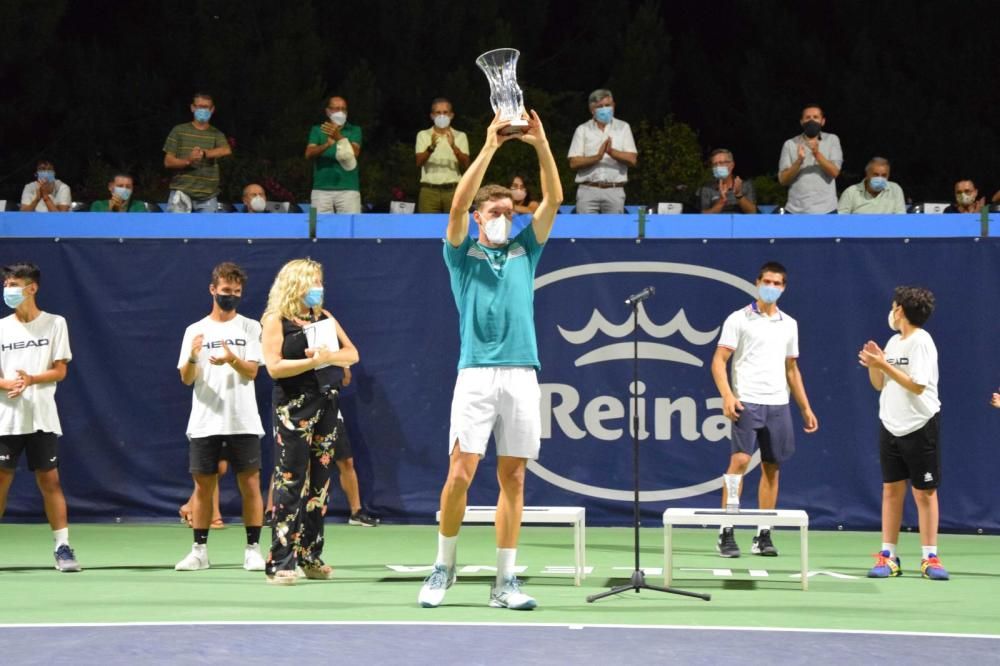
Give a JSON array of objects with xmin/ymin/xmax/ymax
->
[
  {"xmin": 193, "ymin": 92, "xmax": 213, "ymax": 104},
  {"xmin": 36, "ymin": 159, "xmax": 55, "ymax": 170},
  {"xmin": 893, "ymin": 286, "xmax": 935, "ymax": 327},
  {"xmin": 109, "ymin": 172, "xmax": 133, "ymax": 184},
  {"xmin": 473, "ymin": 184, "xmax": 513, "ymax": 211},
  {"xmin": 211, "ymin": 261, "xmax": 247, "ymax": 286},
  {"xmin": 954, "ymin": 178, "xmax": 977, "ymax": 189},
  {"xmin": 430, "ymin": 97, "xmax": 452, "ymax": 111},
  {"xmin": 2, "ymin": 262, "xmax": 41, "ymax": 286},
  {"xmin": 801, "ymin": 103, "xmax": 824, "ymax": 116},
  {"xmin": 756, "ymin": 261, "xmax": 787, "ymax": 284}
]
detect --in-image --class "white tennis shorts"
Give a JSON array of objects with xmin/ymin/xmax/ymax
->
[{"xmin": 448, "ymin": 367, "xmax": 541, "ymax": 460}]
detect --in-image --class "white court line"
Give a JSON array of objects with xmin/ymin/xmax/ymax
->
[{"xmin": 0, "ymin": 620, "xmax": 997, "ymax": 641}]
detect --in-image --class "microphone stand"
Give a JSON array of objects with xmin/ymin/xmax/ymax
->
[{"xmin": 587, "ymin": 291, "xmax": 711, "ymax": 604}]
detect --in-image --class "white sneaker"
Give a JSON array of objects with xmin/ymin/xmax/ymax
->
[
  {"xmin": 175, "ymin": 546, "xmax": 209, "ymax": 571},
  {"xmin": 243, "ymin": 544, "xmax": 266, "ymax": 571},
  {"xmin": 489, "ymin": 576, "xmax": 537, "ymax": 610},
  {"xmin": 418, "ymin": 564, "xmax": 456, "ymax": 608}
]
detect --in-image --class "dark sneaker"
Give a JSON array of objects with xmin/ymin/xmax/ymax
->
[
  {"xmin": 868, "ymin": 550, "xmax": 901, "ymax": 578},
  {"xmin": 751, "ymin": 529, "xmax": 779, "ymax": 556},
  {"xmin": 716, "ymin": 527, "xmax": 740, "ymax": 558},
  {"xmin": 348, "ymin": 510, "xmax": 379, "ymax": 527},
  {"xmin": 921, "ymin": 555, "xmax": 950, "ymax": 581},
  {"xmin": 54, "ymin": 544, "xmax": 81, "ymax": 572}
]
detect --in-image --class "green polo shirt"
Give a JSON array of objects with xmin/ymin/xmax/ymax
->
[
  {"xmin": 89, "ymin": 199, "xmax": 147, "ymax": 212},
  {"xmin": 163, "ymin": 122, "xmax": 229, "ymax": 199},
  {"xmin": 308, "ymin": 123, "xmax": 362, "ymax": 192}
]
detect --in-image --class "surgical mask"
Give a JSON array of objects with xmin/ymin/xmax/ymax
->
[
  {"xmin": 193, "ymin": 108, "xmax": 212, "ymax": 123},
  {"xmin": 215, "ymin": 294, "xmax": 241, "ymax": 312},
  {"xmin": 712, "ymin": 165, "xmax": 730, "ymax": 179},
  {"xmin": 433, "ymin": 114, "xmax": 451, "ymax": 129},
  {"xmin": 801, "ymin": 120, "xmax": 822, "ymax": 138},
  {"xmin": 3, "ymin": 287, "xmax": 25, "ymax": 309},
  {"xmin": 329, "ymin": 111, "xmax": 347, "ymax": 126},
  {"xmin": 888, "ymin": 308, "xmax": 900, "ymax": 331},
  {"xmin": 511, "ymin": 189, "xmax": 526, "ymax": 202},
  {"xmin": 868, "ymin": 177, "xmax": 888, "ymax": 192},
  {"xmin": 957, "ymin": 192, "xmax": 975, "ymax": 205},
  {"xmin": 113, "ymin": 186, "xmax": 132, "ymax": 201},
  {"xmin": 483, "ymin": 214, "xmax": 512, "ymax": 245},
  {"xmin": 594, "ymin": 106, "xmax": 614, "ymax": 124},
  {"xmin": 37, "ymin": 170, "xmax": 55, "ymax": 183},
  {"xmin": 304, "ymin": 287, "xmax": 324, "ymax": 308},
  {"xmin": 249, "ymin": 195, "xmax": 266, "ymax": 212},
  {"xmin": 757, "ymin": 284, "xmax": 783, "ymax": 304}
]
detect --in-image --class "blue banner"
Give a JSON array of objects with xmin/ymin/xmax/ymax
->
[{"xmin": 1, "ymin": 237, "xmax": 997, "ymax": 530}]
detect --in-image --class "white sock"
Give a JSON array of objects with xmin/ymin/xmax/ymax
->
[
  {"xmin": 922, "ymin": 545, "xmax": 937, "ymax": 559},
  {"xmin": 496, "ymin": 548, "xmax": 516, "ymax": 586},
  {"xmin": 881, "ymin": 543, "xmax": 897, "ymax": 558},
  {"xmin": 435, "ymin": 533, "xmax": 458, "ymax": 569},
  {"xmin": 52, "ymin": 528, "xmax": 69, "ymax": 551},
  {"xmin": 192, "ymin": 543, "xmax": 207, "ymax": 553},
  {"xmin": 757, "ymin": 525, "xmax": 771, "ymax": 535}
]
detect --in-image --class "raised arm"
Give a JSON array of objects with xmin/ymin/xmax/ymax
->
[
  {"xmin": 446, "ymin": 114, "xmax": 516, "ymax": 247},
  {"xmin": 519, "ymin": 110, "xmax": 563, "ymax": 244}
]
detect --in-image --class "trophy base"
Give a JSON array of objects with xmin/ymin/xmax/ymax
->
[{"xmin": 499, "ymin": 119, "xmax": 529, "ymax": 136}]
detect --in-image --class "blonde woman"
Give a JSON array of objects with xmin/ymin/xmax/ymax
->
[{"xmin": 261, "ymin": 259, "xmax": 359, "ymax": 585}]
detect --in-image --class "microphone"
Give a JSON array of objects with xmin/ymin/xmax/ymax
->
[{"xmin": 624, "ymin": 286, "xmax": 655, "ymax": 305}]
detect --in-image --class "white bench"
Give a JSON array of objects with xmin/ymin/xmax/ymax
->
[
  {"xmin": 436, "ymin": 506, "xmax": 586, "ymax": 585},
  {"xmin": 662, "ymin": 508, "xmax": 810, "ymax": 591}
]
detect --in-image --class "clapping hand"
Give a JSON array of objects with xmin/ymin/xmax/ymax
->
[
  {"xmin": 858, "ymin": 340, "xmax": 886, "ymax": 369},
  {"xmin": 209, "ymin": 340, "xmax": 237, "ymax": 366}
]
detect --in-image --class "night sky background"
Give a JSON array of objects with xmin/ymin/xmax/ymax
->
[{"xmin": 1, "ymin": 0, "xmax": 997, "ymax": 209}]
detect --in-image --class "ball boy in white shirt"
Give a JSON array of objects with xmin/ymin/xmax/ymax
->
[
  {"xmin": 175, "ymin": 262, "xmax": 266, "ymax": 572},
  {"xmin": 859, "ymin": 286, "xmax": 949, "ymax": 580},
  {"xmin": 0, "ymin": 262, "xmax": 79, "ymax": 572}
]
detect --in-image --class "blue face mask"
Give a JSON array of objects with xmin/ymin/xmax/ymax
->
[
  {"xmin": 113, "ymin": 186, "xmax": 132, "ymax": 201},
  {"xmin": 193, "ymin": 108, "xmax": 213, "ymax": 123},
  {"xmin": 37, "ymin": 170, "xmax": 55, "ymax": 183},
  {"xmin": 3, "ymin": 287, "xmax": 25, "ymax": 309},
  {"xmin": 594, "ymin": 106, "xmax": 614, "ymax": 124},
  {"xmin": 868, "ymin": 176, "xmax": 888, "ymax": 192},
  {"xmin": 304, "ymin": 287, "xmax": 324, "ymax": 308},
  {"xmin": 757, "ymin": 284, "xmax": 783, "ymax": 304},
  {"xmin": 712, "ymin": 165, "xmax": 730, "ymax": 179}
]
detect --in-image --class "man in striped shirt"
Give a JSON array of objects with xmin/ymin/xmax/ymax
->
[{"xmin": 163, "ymin": 92, "xmax": 232, "ymax": 213}]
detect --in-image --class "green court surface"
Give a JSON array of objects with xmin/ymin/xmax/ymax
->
[{"xmin": 1, "ymin": 522, "xmax": 996, "ymax": 635}]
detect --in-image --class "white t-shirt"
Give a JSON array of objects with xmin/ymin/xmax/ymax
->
[
  {"xmin": 878, "ymin": 328, "xmax": 940, "ymax": 437},
  {"xmin": 0, "ymin": 312, "xmax": 72, "ymax": 436},
  {"xmin": 717, "ymin": 303, "xmax": 799, "ymax": 405},
  {"xmin": 567, "ymin": 118, "xmax": 637, "ymax": 184},
  {"xmin": 177, "ymin": 315, "xmax": 265, "ymax": 438},
  {"xmin": 20, "ymin": 180, "xmax": 73, "ymax": 211}
]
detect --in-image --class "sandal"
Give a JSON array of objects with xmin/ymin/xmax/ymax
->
[
  {"xmin": 210, "ymin": 517, "xmax": 225, "ymax": 529},
  {"xmin": 266, "ymin": 569, "xmax": 297, "ymax": 586},
  {"xmin": 300, "ymin": 559, "xmax": 334, "ymax": 580}
]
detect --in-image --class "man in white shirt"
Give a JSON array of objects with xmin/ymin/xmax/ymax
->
[
  {"xmin": 175, "ymin": 262, "xmax": 266, "ymax": 572},
  {"xmin": 0, "ymin": 262, "xmax": 79, "ymax": 572},
  {"xmin": 859, "ymin": 286, "xmax": 949, "ymax": 581},
  {"xmin": 711, "ymin": 261, "xmax": 818, "ymax": 558},
  {"xmin": 20, "ymin": 160, "xmax": 72, "ymax": 212},
  {"xmin": 778, "ymin": 105, "xmax": 843, "ymax": 214},
  {"xmin": 567, "ymin": 89, "xmax": 637, "ymax": 214}
]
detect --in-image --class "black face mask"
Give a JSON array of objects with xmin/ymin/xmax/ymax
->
[
  {"xmin": 215, "ymin": 294, "xmax": 241, "ymax": 312},
  {"xmin": 801, "ymin": 120, "xmax": 822, "ymax": 138}
]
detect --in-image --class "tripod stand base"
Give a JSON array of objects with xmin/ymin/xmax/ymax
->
[{"xmin": 586, "ymin": 569, "xmax": 711, "ymax": 603}]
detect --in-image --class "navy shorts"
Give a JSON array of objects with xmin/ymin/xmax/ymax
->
[
  {"xmin": 879, "ymin": 413, "xmax": 941, "ymax": 490},
  {"xmin": 189, "ymin": 434, "xmax": 261, "ymax": 475},
  {"xmin": 730, "ymin": 402, "xmax": 795, "ymax": 465},
  {"xmin": 0, "ymin": 432, "xmax": 60, "ymax": 471}
]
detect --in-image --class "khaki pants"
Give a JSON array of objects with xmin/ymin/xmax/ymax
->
[{"xmin": 417, "ymin": 184, "xmax": 457, "ymax": 213}]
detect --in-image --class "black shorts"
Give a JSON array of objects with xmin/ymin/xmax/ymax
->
[
  {"xmin": 0, "ymin": 431, "xmax": 60, "ymax": 471},
  {"xmin": 879, "ymin": 413, "xmax": 941, "ymax": 489},
  {"xmin": 189, "ymin": 434, "xmax": 261, "ymax": 475}
]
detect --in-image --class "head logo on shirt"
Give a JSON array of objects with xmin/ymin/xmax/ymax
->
[
  {"xmin": 529, "ymin": 261, "xmax": 764, "ymax": 502},
  {"xmin": 1, "ymin": 338, "xmax": 50, "ymax": 352}
]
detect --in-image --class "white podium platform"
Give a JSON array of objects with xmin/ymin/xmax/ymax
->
[{"xmin": 662, "ymin": 507, "xmax": 810, "ymax": 591}]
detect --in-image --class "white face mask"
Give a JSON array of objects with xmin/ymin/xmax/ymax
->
[
  {"xmin": 433, "ymin": 114, "xmax": 451, "ymax": 129},
  {"xmin": 887, "ymin": 308, "xmax": 899, "ymax": 331},
  {"xmin": 329, "ymin": 111, "xmax": 347, "ymax": 126},
  {"xmin": 956, "ymin": 192, "xmax": 975, "ymax": 205},
  {"xmin": 249, "ymin": 195, "xmax": 266, "ymax": 212},
  {"xmin": 483, "ymin": 214, "xmax": 512, "ymax": 245}
]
